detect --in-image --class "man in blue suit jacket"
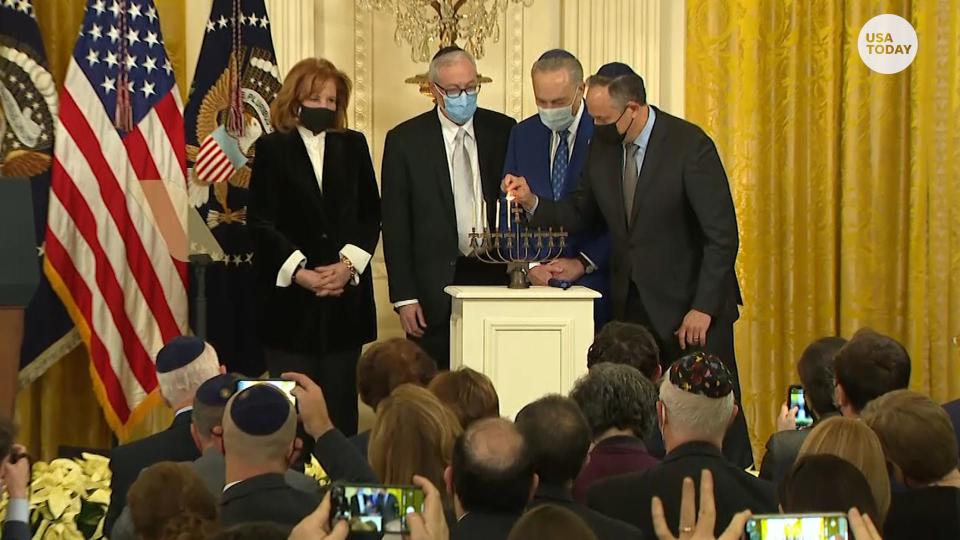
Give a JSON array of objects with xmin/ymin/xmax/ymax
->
[{"xmin": 501, "ymin": 49, "xmax": 611, "ymax": 328}]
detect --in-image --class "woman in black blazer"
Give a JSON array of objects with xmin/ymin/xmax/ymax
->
[{"xmin": 248, "ymin": 58, "xmax": 380, "ymax": 435}]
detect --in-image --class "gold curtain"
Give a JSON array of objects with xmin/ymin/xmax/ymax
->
[
  {"xmin": 686, "ymin": 0, "xmax": 960, "ymax": 456},
  {"xmin": 15, "ymin": 0, "xmax": 189, "ymax": 461}
]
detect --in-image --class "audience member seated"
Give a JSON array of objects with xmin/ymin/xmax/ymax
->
[
  {"xmin": 369, "ymin": 384, "xmax": 462, "ymax": 509},
  {"xmin": 284, "ymin": 372, "xmax": 378, "ymax": 484},
  {"xmin": 863, "ymin": 390, "xmax": 960, "ymax": 540},
  {"xmin": 779, "ymin": 454, "xmax": 880, "ymax": 522},
  {"xmin": 127, "ymin": 461, "xmax": 220, "ymax": 540},
  {"xmin": 220, "ymin": 384, "xmax": 321, "ymax": 530},
  {"xmin": 759, "ymin": 336, "xmax": 846, "ymax": 484},
  {"xmin": 515, "ymin": 395, "xmax": 643, "ymax": 540},
  {"xmin": 796, "ymin": 416, "xmax": 891, "ymax": 523},
  {"xmin": 354, "ymin": 338, "xmax": 439, "ymax": 456},
  {"xmin": 208, "ymin": 522, "xmax": 290, "ymax": 540},
  {"xmin": 587, "ymin": 320, "xmax": 661, "ymax": 380},
  {"xmin": 507, "ymin": 504, "xmax": 599, "ymax": 540},
  {"xmin": 446, "ymin": 417, "xmax": 536, "ymax": 540},
  {"xmin": 834, "ymin": 328, "xmax": 911, "ymax": 418},
  {"xmin": 105, "ymin": 336, "xmax": 223, "ymax": 535},
  {"xmin": 429, "ymin": 367, "xmax": 500, "ymax": 429},
  {"xmin": 1, "ymin": 417, "xmax": 29, "ymax": 540},
  {"xmin": 569, "ymin": 363, "xmax": 660, "ymax": 503},
  {"xmin": 586, "ymin": 353, "xmax": 777, "ymax": 538}
]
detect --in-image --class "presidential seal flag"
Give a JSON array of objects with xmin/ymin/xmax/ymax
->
[
  {"xmin": 185, "ymin": 0, "xmax": 281, "ymax": 376},
  {"xmin": 0, "ymin": 0, "xmax": 79, "ymax": 386},
  {"xmin": 44, "ymin": 0, "xmax": 189, "ymax": 436}
]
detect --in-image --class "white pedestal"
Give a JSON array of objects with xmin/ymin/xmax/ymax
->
[{"xmin": 445, "ymin": 285, "xmax": 601, "ymax": 419}]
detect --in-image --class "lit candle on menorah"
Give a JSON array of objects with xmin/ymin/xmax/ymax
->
[{"xmin": 470, "ymin": 196, "xmax": 568, "ymax": 289}]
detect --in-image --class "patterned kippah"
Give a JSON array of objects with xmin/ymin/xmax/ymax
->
[{"xmin": 669, "ymin": 352, "xmax": 734, "ymax": 398}]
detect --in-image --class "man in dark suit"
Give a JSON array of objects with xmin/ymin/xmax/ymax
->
[
  {"xmin": 382, "ymin": 46, "xmax": 516, "ymax": 369},
  {"xmin": 504, "ymin": 62, "xmax": 752, "ymax": 467},
  {"xmin": 447, "ymin": 417, "xmax": 537, "ymax": 540},
  {"xmin": 515, "ymin": 395, "xmax": 643, "ymax": 540},
  {"xmin": 220, "ymin": 384, "xmax": 320, "ymax": 530},
  {"xmin": 104, "ymin": 336, "xmax": 223, "ymax": 535},
  {"xmin": 586, "ymin": 354, "xmax": 776, "ymax": 538},
  {"xmin": 760, "ymin": 337, "xmax": 845, "ymax": 484},
  {"xmin": 500, "ymin": 49, "xmax": 610, "ymax": 328},
  {"xmin": 1, "ymin": 419, "xmax": 29, "ymax": 540}
]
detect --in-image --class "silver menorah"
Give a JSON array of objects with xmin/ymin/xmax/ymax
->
[{"xmin": 468, "ymin": 203, "xmax": 568, "ymax": 289}]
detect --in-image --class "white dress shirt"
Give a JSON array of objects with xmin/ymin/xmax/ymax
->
[
  {"xmin": 393, "ymin": 109, "xmax": 484, "ymax": 309},
  {"xmin": 548, "ymin": 99, "xmax": 586, "ymax": 166},
  {"xmin": 276, "ymin": 126, "xmax": 373, "ymax": 288}
]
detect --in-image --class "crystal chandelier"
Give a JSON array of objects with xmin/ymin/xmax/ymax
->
[{"xmin": 358, "ymin": 0, "xmax": 535, "ymax": 63}]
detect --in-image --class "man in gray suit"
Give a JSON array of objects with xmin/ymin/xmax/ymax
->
[{"xmin": 111, "ymin": 374, "xmax": 321, "ymax": 540}]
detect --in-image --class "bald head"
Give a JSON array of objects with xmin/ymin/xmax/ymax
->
[{"xmin": 452, "ymin": 418, "xmax": 535, "ymax": 514}]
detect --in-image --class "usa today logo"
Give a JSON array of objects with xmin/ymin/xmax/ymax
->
[{"xmin": 858, "ymin": 14, "xmax": 918, "ymax": 74}]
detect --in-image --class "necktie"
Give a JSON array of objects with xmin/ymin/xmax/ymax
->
[
  {"xmin": 623, "ymin": 142, "xmax": 640, "ymax": 226},
  {"xmin": 551, "ymin": 129, "xmax": 570, "ymax": 201},
  {"xmin": 452, "ymin": 128, "xmax": 477, "ymax": 255}
]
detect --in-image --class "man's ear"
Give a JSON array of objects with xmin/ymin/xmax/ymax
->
[
  {"xmin": 835, "ymin": 384, "xmax": 851, "ymax": 414},
  {"xmin": 211, "ymin": 426, "xmax": 225, "ymax": 454},
  {"xmin": 219, "ymin": 365, "xmax": 227, "ymax": 375},
  {"xmin": 657, "ymin": 400, "xmax": 667, "ymax": 430},
  {"xmin": 528, "ymin": 473, "xmax": 540, "ymax": 502},
  {"xmin": 728, "ymin": 403, "xmax": 740, "ymax": 429},
  {"xmin": 443, "ymin": 465, "xmax": 454, "ymax": 497}
]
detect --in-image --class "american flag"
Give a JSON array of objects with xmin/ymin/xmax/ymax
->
[{"xmin": 44, "ymin": 0, "xmax": 188, "ymax": 436}]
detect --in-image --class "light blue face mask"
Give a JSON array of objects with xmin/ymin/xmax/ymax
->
[
  {"xmin": 537, "ymin": 88, "xmax": 582, "ymax": 132},
  {"xmin": 442, "ymin": 92, "xmax": 478, "ymax": 125}
]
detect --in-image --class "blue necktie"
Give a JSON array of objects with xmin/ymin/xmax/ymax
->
[{"xmin": 551, "ymin": 129, "xmax": 570, "ymax": 201}]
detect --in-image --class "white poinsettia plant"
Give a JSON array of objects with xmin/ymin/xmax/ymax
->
[{"xmin": 0, "ymin": 453, "xmax": 111, "ymax": 540}]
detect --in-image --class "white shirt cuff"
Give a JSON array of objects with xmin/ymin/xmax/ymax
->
[
  {"xmin": 5, "ymin": 497, "xmax": 29, "ymax": 523},
  {"xmin": 579, "ymin": 251, "xmax": 598, "ymax": 273},
  {"xmin": 393, "ymin": 300, "xmax": 419, "ymax": 309},
  {"xmin": 339, "ymin": 244, "xmax": 372, "ymax": 286},
  {"xmin": 527, "ymin": 195, "xmax": 539, "ymax": 215},
  {"xmin": 276, "ymin": 250, "xmax": 307, "ymax": 287}
]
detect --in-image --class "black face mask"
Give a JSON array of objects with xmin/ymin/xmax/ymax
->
[
  {"xmin": 593, "ymin": 107, "xmax": 635, "ymax": 145},
  {"xmin": 299, "ymin": 105, "xmax": 337, "ymax": 134}
]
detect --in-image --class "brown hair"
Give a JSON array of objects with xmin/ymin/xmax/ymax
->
[
  {"xmin": 834, "ymin": 328, "xmax": 911, "ymax": 412},
  {"xmin": 368, "ymin": 384, "xmax": 462, "ymax": 500},
  {"xmin": 797, "ymin": 416, "xmax": 891, "ymax": 523},
  {"xmin": 506, "ymin": 504, "xmax": 598, "ymax": 540},
  {"xmin": 357, "ymin": 339, "xmax": 438, "ymax": 411},
  {"xmin": 429, "ymin": 367, "xmax": 500, "ymax": 428},
  {"xmin": 270, "ymin": 57, "xmax": 351, "ymax": 133},
  {"xmin": 862, "ymin": 390, "xmax": 959, "ymax": 485},
  {"xmin": 128, "ymin": 462, "xmax": 219, "ymax": 540}
]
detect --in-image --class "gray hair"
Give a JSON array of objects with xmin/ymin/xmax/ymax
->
[
  {"xmin": 570, "ymin": 363, "xmax": 658, "ymax": 439},
  {"xmin": 658, "ymin": 369, "xmax": 735, "ymax": 441},
  {"xmin": 531, "ymin": 49, "xmax": 583, "ymax": 87},
  {"xmin": 428, "ymin": 48, "xmax": 478, "ymax": 84},
  {"xmin": 156, "ymin": 342, "xmax": 220, "ymax": 406}
]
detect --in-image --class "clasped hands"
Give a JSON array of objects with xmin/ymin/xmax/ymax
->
[{"xmin": 295, "ymin": 263, "xmax": 351, "ymax": 297}]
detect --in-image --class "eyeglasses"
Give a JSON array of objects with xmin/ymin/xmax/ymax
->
[{"xmin": 435, "ymin": 84, "xmax": 481, "ymax": 98}]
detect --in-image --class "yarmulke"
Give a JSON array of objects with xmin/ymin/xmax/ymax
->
[
  {"xmin": 156, "ymin": 336, "xmax": 206, "ymax": 373},
  {"xmin": 669, "ymin": 352, "xmax": 734, "ymax": 398},
  {"xmin": 196, "ymin": 374, "xmax": 239, "ymax": 407},
  {"xmin": 229, "ymin": 384, "xmax": 292, "ymax": 436},
  {"xmin": 595, "ymin": 62, "xmax": 637, "ymax": 79}
]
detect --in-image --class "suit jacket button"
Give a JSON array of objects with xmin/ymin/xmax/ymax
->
[
  {"xmin": 450, "ymin": 260, "xmax": 456, "ymax": 267},
  {"xmin": 321, "ymin": 234, "xmax": 328, "ymax": 239}
]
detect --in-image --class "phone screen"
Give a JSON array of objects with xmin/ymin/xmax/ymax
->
[
  {"xmin": 329, "ymin": 484, "xmax": 425, "ymax": 534},
  {"xmin": 788, "ymin": 385, "xmax": 813, "ymax": 429},
  {"xmin": 746, "ymin": 513, "xmax": 848, "ymax": 540},
  {"xmin": 235, "ymin": 379, "xmax": 297, "ymax": 406}
]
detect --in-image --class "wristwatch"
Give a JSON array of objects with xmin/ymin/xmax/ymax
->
[{"xmin": 577, "ymin": 253, "xmax": 596, "ymax": 275}]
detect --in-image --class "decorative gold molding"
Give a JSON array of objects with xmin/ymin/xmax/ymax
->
[
  {"xmin": 507, "ymin": 3, "xmax": 524, "ymax": 120},
  {"xmin": 354, "ymin": 4, "xmax": 373, "ymax": 141}
]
